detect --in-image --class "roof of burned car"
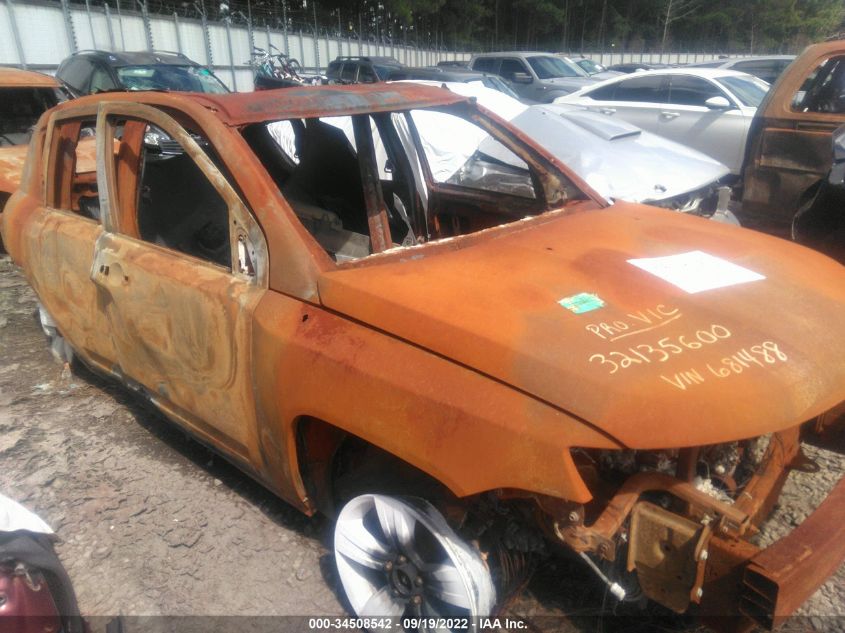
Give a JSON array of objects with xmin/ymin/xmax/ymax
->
[
  {"xmin": 59, "ymin": 82, "xmax": 469, "ymax": 126},
  {"xmin": 0, "ymin": 67, "xmax": 59, "ymax": 87}
]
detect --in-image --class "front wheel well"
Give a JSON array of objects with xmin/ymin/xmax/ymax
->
[{"xmin": 295, "ymin": 417, "xmax": 457, "ymax": 519}]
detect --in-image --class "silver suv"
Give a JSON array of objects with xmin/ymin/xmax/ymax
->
[{"xmin": 469, "ymin": 51, "xmax": 596, "ymax": 102}]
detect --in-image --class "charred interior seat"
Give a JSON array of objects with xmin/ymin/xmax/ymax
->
[{"xmin": 281, "ymin": 118, "xmax": 367, "ymax": 235}]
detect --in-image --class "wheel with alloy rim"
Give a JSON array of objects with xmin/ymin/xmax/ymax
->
[
  {"xmin": 38, "ymin": 303, "xmax": 74, "ymax": 364},
  {"xmin": 334, "ymin": 494, "xmax": 496, "ymax": 629}
]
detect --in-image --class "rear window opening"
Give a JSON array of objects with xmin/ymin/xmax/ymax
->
[
  {"xmin": 242, "ymin": 102, "xmax": 582, "ymax": 263},
  {"xmin": 0, "ymin": 87, "xmax": 63, "ymax": 146}
]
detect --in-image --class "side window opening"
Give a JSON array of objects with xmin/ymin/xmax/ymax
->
[
  {"xmin": 48, "ymin": 118, "xmax": 103, "ymax": 222},
  {"xmin": 138, "ymin": 128, "xmax": 231, "ymax": 267},
  {"xmin": 340, "ymin": 64, "xmax": 357, "ymax": 83},
  {"xmin": 793, "ymin": 56, "xmax": 845, "ymax": 114},
  {"xmin": 668, "ymin": 76, "xmax": 725, "ymax": 107},
  {"xmin": 613, "ymin": 75, "xmax": 668, "ymax": 104},
  {"xmin": 255, "ymin": 115, "xmax": 372, "ymax": 262},
  {"xmin": 0, "ymin": 88, "xmax": 61, "ymax": 147},
  {"xmin": 472, "ymin": 58, "xmax": 498, "ymax": 74},
  {"xmin": 500, "ymin": 59, "xmax": 528, "ymax": 82},
  {"xmin": 358, "ymin": 64, "xmax": 377, "ymax": 83},
  {"xmin": 90, "ymin": 65, "xmax": 117, "ymax": 94},
  {"xmin": 111, "ymin": 117, "xmax": 232, "ymax": 268}
]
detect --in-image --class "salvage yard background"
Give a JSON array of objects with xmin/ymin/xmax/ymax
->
[
  {"xmin": 2, "ymin": 249, "xmax": 845, "ymax": 630},
  {"xmin": 0, "ymin": 0, "xmax": 730, "ymax": 92}
]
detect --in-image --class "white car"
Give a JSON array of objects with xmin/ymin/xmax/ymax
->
[
  {"xmin": 554, "ymin": 68, "xmax": 770, "ymax": 174},
  {"xmin": 398, "ymin": 81, "xmax": 733, "ymax": 218},
  {"xmin": 268, "ymin": 81, "xmax": 735, "ymax": 222}
]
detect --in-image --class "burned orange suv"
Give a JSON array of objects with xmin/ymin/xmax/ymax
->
[{"xmin": 2, "ymin": 83, "xmax": 845, "ymax": 630}]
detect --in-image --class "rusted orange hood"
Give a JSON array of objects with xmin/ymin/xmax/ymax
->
[
  {"xmin": 318, "ymin": 204, "xmax": 845, "ymax": 449},
  {"xmin": 0, "ymin": 145, "xmax": 27, "ymax": 195}
]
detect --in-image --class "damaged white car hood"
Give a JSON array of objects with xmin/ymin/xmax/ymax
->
[
  {"xmin": 420, "ymin": 81, "xmax": 730, "ymax": 204},
  {"xmin": 514, "ymin": 104, "xmax": 730, "ymax": 203}
]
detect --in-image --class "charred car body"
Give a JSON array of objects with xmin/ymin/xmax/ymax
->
[
  {"xmin": 1, "ymin": 84, "xmax": 845, "ymax": 629},
  {"xmin": 0, "ymin": 67, "xmax": 70, "ymax": 247},
  {"xmin": 741, "ymin": 39, "xmax": 845, "ymax": 252}
]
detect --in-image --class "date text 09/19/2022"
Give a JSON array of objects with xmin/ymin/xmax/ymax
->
[{"xmin": 307, "ymin": 617, "xmax": 528, "ymax": 630}]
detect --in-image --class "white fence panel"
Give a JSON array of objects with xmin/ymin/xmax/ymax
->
[
  {"xmin": 16, "ymin": 3, "xmax": 69, "ymax": 65},
  {"xmin": 0, "ymin": 4, "xmax": 20, "ymax": 64},
  {"xmin": 149, "ymin": 16, "xmax": 177, "ymax": 52},
  {"xmin": 178, "ymin": 21, "xmax": 207, "ymax": 65},
  {"xmin": 119, "ymin": 14, "xmax": 147, "ymax": 51},
  {"xmin": 230, "ymin": 25, "xmax": 251, "ymax": 69}
]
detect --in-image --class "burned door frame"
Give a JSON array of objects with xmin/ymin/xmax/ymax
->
[
  {"xmin": 742, "ymin": 49, "xmax": 845, "ymax": 234},
  {"xmin": 91, "ymin": 101, "xmax": 270, "ymax": 469},
  {"xmin": 28, "ymin": 103, "xmax": 118, "ymax": 370}
]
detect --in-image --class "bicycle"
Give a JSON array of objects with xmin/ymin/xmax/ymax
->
[{"xmin": 248, "ymin": 45, "xmax": 313, "ymax": 90}]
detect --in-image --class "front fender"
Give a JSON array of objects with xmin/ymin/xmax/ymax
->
[{"xmin": 249, "ymin": 291, "xmax": 622, "ymax": 513}]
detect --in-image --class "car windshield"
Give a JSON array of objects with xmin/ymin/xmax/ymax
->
[
  {"xmin": 476, "ymin": 76, "xmax": 520, "ymax": 99},
  {"xmin": 715, "ymin": 75, "xmax": 769, "ymax": 107},
  {"xmin": 116, "ymin": 65, "xmax": 229, "ymax": 93},
  {"xmin": 374, "ymin": 65, "xmax": 399, "ymax": 80},
  {"xmin": 577, "ymin": 59, "xmax": 601, "ymax": 74},
  {"xmin": 527, "ymin": 56, "xmax": 586, "ymax": 79}
]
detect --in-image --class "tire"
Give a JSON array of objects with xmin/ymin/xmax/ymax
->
[{"xmin": 334, "ymin": 494, "xmax": 496, "ymax": 629}]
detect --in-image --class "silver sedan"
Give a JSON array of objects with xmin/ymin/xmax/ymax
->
[{"xmin": 554, "ymin": 68, "xmax": 770, "ymax": 175}]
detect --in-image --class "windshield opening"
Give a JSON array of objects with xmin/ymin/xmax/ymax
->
[
  {"xmin": 528, "ymin": 56, "xmax": 587, "ymax": 79},
  {"xmin": 715, "ymin": 75, "xmax": 768, "ymax": 107},
  {"xmin": 116, "ymin": 65, "xmax": 229, "ymax": 94}
]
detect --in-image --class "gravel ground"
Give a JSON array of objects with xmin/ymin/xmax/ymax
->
[{"xmin": 1, "ymin": 254, "xmax": 843, "ymax": 632}]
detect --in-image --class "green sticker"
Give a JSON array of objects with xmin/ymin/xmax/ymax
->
[{"xmin": 559, "ymin": 292, "xmax": 605, "ymax": 314}]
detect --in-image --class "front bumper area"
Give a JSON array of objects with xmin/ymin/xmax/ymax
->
[
  {"xmin": 735, "ymin": 472, "xmax": 845, "ymax": 628},
  {"xmin": 555, "ymin": 426, "xmax": 845, "ymax": 630}
]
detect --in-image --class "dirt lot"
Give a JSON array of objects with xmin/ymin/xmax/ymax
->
[{"xmin": 1, "ymin": 253, "xmax": 844, "ymax": 632}]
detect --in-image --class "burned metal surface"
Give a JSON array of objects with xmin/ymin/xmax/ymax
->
[
  {"xmin": 0, "ymin": 67, "xmax": 59, "ymax": 89},
  {"xmin": 0, "ymin": 145, "xmax": 28, "ymax": 197},
  {"xmin": 1, "ymin": 83, "xmax": 844, "ymax": 628},
  {"xmin": 741, "ymin": 39, "xmax": 845, "ymax": 235},
  {"xmin": 206, "ymin": 83, "xmax": 468, "ymax": 125}
]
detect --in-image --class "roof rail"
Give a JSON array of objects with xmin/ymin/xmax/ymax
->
[
  {"xmin": 151, "ymin": 50, "xmax": 190, "ymax": 58},
  {"xmin": 71, "ymin": 49, "xmax": 190, "ymax": 59}
]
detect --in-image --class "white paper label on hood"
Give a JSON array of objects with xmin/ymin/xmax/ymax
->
[{"xmin": 627, "ymin": 251, "xmax": 765, "ymax": 294}]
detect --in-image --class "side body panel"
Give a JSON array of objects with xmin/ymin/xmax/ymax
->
[
  {"xmin": 655, "ymin": 107, "xmax": 748, "ymax": 174},
  {"xmin": 91, "ymin": 231, "xmax": 265, "ymax": 462},
  {"xmin": 27, "ymin": 210, "xmax": 117, "ymax": 368}
]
